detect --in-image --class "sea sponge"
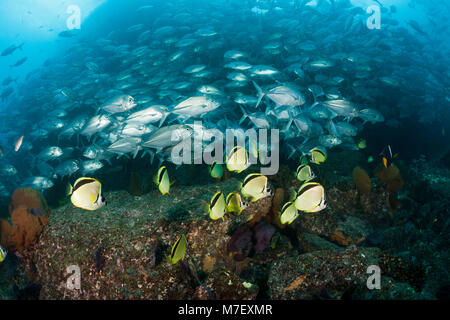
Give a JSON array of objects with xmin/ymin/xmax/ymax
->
[
  {"xmin": 271, "ymin": 188, "xmax": 285, "ymax": 228},
  {"xmin": 253, "ymin": 222, "xmax": 275, "ymax": 253},
  {"xmin": 9, "ymin": 188, "xmax": 50, "ymax": 216},
  {"xmin": 1, "ymin": 188, "xmax": 50, "ymax": 252},
  {"xmin": 374, "ymin": 164, "xmax": 404, "ymax": 193},
  {"xmin": 352, "ymin": 167, "xmax": 371, "ymax": 195},
  {"xmin": 1, "ymin": 205, "xmax": 48, "ymax": 252}
]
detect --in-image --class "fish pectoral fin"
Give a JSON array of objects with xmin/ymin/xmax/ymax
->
[{"xmin": 90, "ymin": 192, "xmax": 96, "ymax": 204}]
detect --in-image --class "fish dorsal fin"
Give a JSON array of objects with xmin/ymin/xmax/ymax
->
[{"xmin": 72, "ymin": 177, "xmax": 96, "ymax": 193}]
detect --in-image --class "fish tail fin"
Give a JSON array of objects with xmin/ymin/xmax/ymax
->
[
  {"xmin": 149, "ymin": 151, "xmax": 155, "ymax": 164},
  {"xmin": 281, "ymin": 116, "xmax": 293, "ymax": 135},
  {"xmin": 132, "ymin": 147, "xmax": 140, "ymax": 159},
  {"xmin": 252, "ymin": 81, "xmax": 265, "ymax": 109},
  {"xmin": 159, "ymin": 112, "xmax": 168, "ymax": 127},
  {"xmin": 287, "ymin": 144, "xmax": 296, "ymax": 160},
  {"xmin": 239, "ymin": 105, "xmax": 248, "ymax": 125},
  {"xmin": 328, "ymin": 119, "xmax": 339, "ymax": 137}
]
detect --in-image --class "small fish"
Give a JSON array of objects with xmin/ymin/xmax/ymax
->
[
  {"xmin": 226, "ymin": 146, "xmax": 250, "ymax": 173},
  {"xmin": 357, "ymin": 139, "xmax": 367, "ymax": 149},
  {"xmin": 241, "ymin": 173, "xmax": 271, "ymax": 202},
  {"xmin": 29, "ymin": 208, "xmax": 45, "ymax": 217},
  {"xmin": 368, "ymin": 156, "xmax": 374, "ymax": 163},
  {"xmin": 296, "ymin": 164, "xmax": 315, "ymax": 182},
  {"xmin": 169, "ymin": 234, "xmax": 187, "ymax": 264},
  {"xmin": 294, "ymin": 182, "xmax": 327, "ymax": 213},
  {"xmin": 380, "ymin": 145, "xmax": 393, "ymax": 168},
  {"xmin": 209, "ymin": 161, "xmax": 223, "ymax": 179},
  {"xmin": 10, "ymin": 57, "xmax": 27, "ymax": 67},
  {"xmin": 310, "ymin": 146, "xmax": 327, "ymax": 165},
  {"xmin": 225, "ymin": 192, "xmax": 248, "ymax": 215},
  {"xmin": 279, "ymin": 201, "xmax": 299, "ymax": 224},
  {"xmin": 208, "ymin": 191, "xmax": 226, "ymax": 220},
  {"xmin": 1, "ymin": 43, "xmax": 24, "ymax": 56},
  {"xmin": 14, "ymin": 136, "xmax": 24, "ymax": 152},
  {"xmin": 67, "ymin": 177, "xmax": 106, "ymax": 211},
  {"xmin": 154, "ymin": 165, "xmax": 171, "ymax": 195},
  {"xmin": 0, "ymin": 245, "xmax": 7, "ymax": 263}
]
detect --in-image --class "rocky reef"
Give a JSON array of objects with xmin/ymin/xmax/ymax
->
[{"xmin": 0, "ymin": 151, "xmax": 448, "ymax": 300}]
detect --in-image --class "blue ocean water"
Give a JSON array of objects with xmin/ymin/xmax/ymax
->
[{"xmin": 0, "ymin": 0, "xmax": 449, "ymax": 301}]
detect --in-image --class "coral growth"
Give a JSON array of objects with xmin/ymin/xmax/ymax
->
[
  {"xmin": 227, "ymin": 225, "xmax": 253, "ymax": 261},
  {"xmin": 9, "ymin": 188, "xmax": 50, "ymax": 216},
  {"xmin": 227, "ymin": 222, "xmax": 275, "ymax": 260},
  {"xmin": 1, "ymin": 188, "xmax": 49, "ymax": 252},
  {"xmin": 375, "ymin": 164, "xmax": 404, "ymax": 193},
  {"xmin": 352, "ymin": 166, "xmax": 371, "ymax": 195},
  {"xmin": 270, "ymin": 188, "xmax": 285, "ymax": 228},
  {"xmin": 1, "ymin": 205, "xmax": 48, "ymax": 252},
  {"xmin": 253, "ymin": 222, "xmax": 275, "ymax": 253}
]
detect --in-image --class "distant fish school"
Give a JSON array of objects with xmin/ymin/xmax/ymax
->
[{"xmin": 0, "ymin": 0, "xmax": 401, "ymax": 197}]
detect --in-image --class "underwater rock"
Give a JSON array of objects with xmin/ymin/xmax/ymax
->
[
  {"xmin": 297, "ymin": 233, "xmax": 340, "ymax": 253},
  {"xmin": 204, "ymin": 267, "xmax": 258, "ymax": 300},
  {"xmin": 350, "ymin": 276, "xmax": 426, "ymax": 300},
  {"xmin": 241, "ymin": 194, "xmax": 273, "ymax": 227},
  {"xmin": 378, "ymin": 252, "xmax": 427, "ymax": 293},
  {"xmin": 327, "ymin": 185, "xmax": 391, "ymax": 226},
  {"xmin": 296, "ymin": 210, "xmax": 338, "ymax": 238},
  {"xmin": 21, "ymin": 178, "xmax": 268, "ymax": 299},
  {"xmin": 329, "ymin": 216, "xmax": 373, "ymax": 247},
  {"xmin": 268, "ymin": 247, "xmax": 381, "ymax": 299}
]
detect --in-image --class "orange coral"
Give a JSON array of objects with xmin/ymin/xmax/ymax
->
[
  {"xmin": 352, "ymin": 167, "xmax": 371, "ymax": 195},
  {"xmin": 1, "ymin": 188, "xmax": 50, "ymax": 252},
  {"xmin": 202, "ymin": 255, "xmax": 216, "ymax": 273},
  {"xmin": 9, "ymin": 188, "xmax": 50, "ymax": 216},
  {"xmin": 374, "ymin": 164, "xmax": 404, "ymax": 193},
  {"xmin": 283, "ymin": 275, "xmax": 307, "ymax": 291},
  {"xmin": 271, "ymin": 188, "xmax": 285, "ymax": 228},
  {"xmin": 1, "ymin": 205, "xmax": 48, "ymax": 252}
]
